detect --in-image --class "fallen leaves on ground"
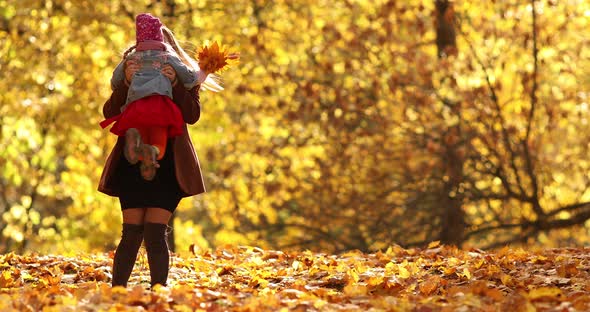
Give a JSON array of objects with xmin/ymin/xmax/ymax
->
[{"xmin": 1, "ymin": 244, "xmax": 589, "ymax": 311}]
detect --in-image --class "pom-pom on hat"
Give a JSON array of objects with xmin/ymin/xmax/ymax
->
[{"xmin": 136, "ymin": 13, "xmax": 163, "ymax": 43}]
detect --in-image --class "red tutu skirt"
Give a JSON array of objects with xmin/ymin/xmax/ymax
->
[{"xmin": 100, "ymin": 95, "xmax": 184, "ymax": 137}]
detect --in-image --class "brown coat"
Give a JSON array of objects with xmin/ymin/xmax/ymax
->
[{"xmin": 98, "ymin": 83, "xmax": 206, "ymax": 197}]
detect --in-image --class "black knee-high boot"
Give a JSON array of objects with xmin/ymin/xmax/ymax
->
[
  {"xmin": 112, "ymin": 223, "xmax": 144, "ymax": 287},
  {"xmin": 143, "ymin": 222, "xmax": 170, "ymax": 287}
]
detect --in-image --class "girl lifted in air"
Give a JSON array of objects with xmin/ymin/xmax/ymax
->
[{"xmin": 101, "ymin": 13, "xmax": 232, "ymax": 180}]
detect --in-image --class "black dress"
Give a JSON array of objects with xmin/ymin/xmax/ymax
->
[{"xmin": 113, "ymin": 139, "xmax": 184, "ymax": 212}]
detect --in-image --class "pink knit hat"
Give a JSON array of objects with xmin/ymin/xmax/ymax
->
[{"xmin": 135, "ymin": 13, "xmax": 163, "ymax": 42}]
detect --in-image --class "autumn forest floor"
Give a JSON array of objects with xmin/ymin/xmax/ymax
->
[{"xmin": 0, "ymin": 244, "xmax": 588, "ymax": 311}]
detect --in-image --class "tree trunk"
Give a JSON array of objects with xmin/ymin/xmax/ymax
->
[
  {"xmin": 435, "ymin": 0, "xmax": 464, "ymax": 246},
  {"xmin": 435, "ymin": 0, "xmax": 457, "ymax": 58},
  {"xmin": 439, "ymin": 134, "xmax": 465, "ymax": 246}
]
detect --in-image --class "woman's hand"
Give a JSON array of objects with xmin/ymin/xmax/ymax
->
[
  {"xmin": 125, "ymin": 62, "xmax": 178, "ymax": 86},
  {"xmin": 124, "ymin": 60, "xmax": 140, "ymax": 85},
  {"xmin": 161, "ymin": 65, "xmax": 177, "ymax": 86}
]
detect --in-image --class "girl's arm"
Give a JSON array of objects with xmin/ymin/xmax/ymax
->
[
  {"xmin": 161, "ymin": 63, "xmax": 201, "ymax": 124},
  {"xmin": 168, "ymin": 55, "xmax": 208, "ymax": 88}
]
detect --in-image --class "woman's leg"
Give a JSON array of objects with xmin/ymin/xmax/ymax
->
[
  {"xmin": 122, "ymin": 208, "xmax": 147, "ymax": 224},
  {"xmin": 112, "ymin": 208, "xmax": 146, "ymax": 287},
  {"xmin": 143, "ymin": 207, "xmax": 173, "ymax": 287}
]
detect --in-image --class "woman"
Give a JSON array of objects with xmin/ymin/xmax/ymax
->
[
  {"xmin": 98, "ymin": 58, "xmax": 206, "ymax": 288},
  {"xmin": 100, "ymin": 13, "xmax": 220, "ymax": 181}
]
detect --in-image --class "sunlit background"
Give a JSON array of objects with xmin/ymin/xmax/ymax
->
[{"xmin": 1, "ymin": 0, "xmax": 590, "ymax": 255}]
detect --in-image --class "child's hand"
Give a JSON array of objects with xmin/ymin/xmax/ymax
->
[{"xmin": 125, "ymin": 61, "xmax": 140, "ymax": 84}]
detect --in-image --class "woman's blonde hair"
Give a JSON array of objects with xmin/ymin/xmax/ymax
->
[
  {"xmin": 161, "ymin": 26, "xmax": 223, "ymax": 92},
  {"xmin": 123, "ymin": 45, "xmax": 136, "ymax": 59}
]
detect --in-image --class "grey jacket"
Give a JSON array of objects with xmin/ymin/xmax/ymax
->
[{"xmin": 110, "ymin": 48, "xmax": 207, "ymax": 109}]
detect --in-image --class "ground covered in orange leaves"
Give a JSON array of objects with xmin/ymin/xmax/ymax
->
[{"xmin": 0, "ymin": 244, "xmax": 588, "ymax": 311}]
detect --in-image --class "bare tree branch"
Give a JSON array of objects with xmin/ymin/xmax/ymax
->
[
  {"xmin": 518, "ymin": 0, "xmax": 543, "ymax": 219},
  {"xmin": 460, "ymin": 27, "xmax": 532, "ymax": 204}
]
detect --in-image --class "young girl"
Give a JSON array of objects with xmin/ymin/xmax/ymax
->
[{"xmin": 100, "ymin": 13, "xmax": 220, "ymax": 180}]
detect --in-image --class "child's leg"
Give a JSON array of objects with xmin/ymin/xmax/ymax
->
[
  {"xmin": 137, "ymin": 127, "xmax": 151, "ymax": 145},
  {"xmin": 137, "ymin": 126, "xmax": 167, "ymax": 181},
  {"xmin": 147, "ymin": 126, "xmax": 168, "ymax": 160},
  {"xmin": 123, "ymin": 128, "xmax": 142, "ymax": 165},
  {"xmin": 136, "ymin": 127, "xmax": 150, "ymax": 161}
]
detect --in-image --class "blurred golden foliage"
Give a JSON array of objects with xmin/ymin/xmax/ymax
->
[{"xmin": 0, "ymin": 0, "xmax": 589, "ymax": 254}]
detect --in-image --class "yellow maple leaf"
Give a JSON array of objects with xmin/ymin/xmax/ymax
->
[
  {"xmin": 419, "ymin": 276, "xmax": 441, "ymax": 295},
  {"xmin": 0, "ymin": 270, "xmax": 14, "ymax": 288},
  {"xmin": 197, "ymin": 41, "xmax": 239, "ymax": 73},
  {"xmin": 527, "ymin": 287, "xmax": 564, "ymax": 301},
  {"xmin": 398, "ymin": 266, "xmax": 411, "ymax": 279},
  {"xmin": 348, "ymin": 268, "xmax": 360, "ymax": 283},
  {"xmin": 461, "ymin": 267, "xmax": 472, "ymax": 279},
  {"xmin": 427, "ymin": 241, "xmax": 441, "ymax": 249},
  {"xmin": 443, "ymin": 266, "xmax": 457, "ymax": 276},
  {"xmin": 366, "ymin": 275, "xmax": 384, "ymax": 287},
  {"xmin": 343, "ymin": 283, "xmax": 368, "ymax": 296}
]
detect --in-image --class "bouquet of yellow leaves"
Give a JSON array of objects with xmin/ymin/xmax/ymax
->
[{"xmin": 197, "ymin": 41, "xmax": 240, "ymax": 73}]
